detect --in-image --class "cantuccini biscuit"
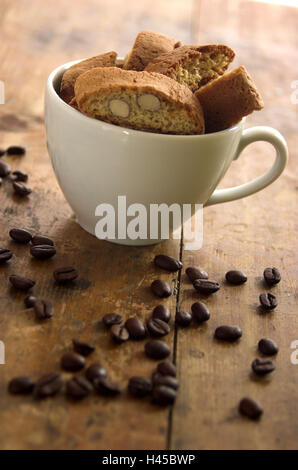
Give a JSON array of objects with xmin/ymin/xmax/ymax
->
[
  {"xmin": 194, "ymin": 66, "xmax": 264, "ymax": 133},
  {"xmin": 60, "ymin": 51, "xmax": 117, "ymax": 104},
  {"xmin": 123, "ymin": 31, "xmax": 175, "ymax": 71},
  {"xmin": 145, "ymin": 44, "xmax": 235, "ymax": 91},
  {"xmin": 74, "ymin": 67, "xmax": 204, "ymax": 135}
]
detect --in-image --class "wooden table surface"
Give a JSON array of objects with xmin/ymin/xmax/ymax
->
[{"xmin": 0, "ymin": 0, "xmax": 297, "ymax": 450}]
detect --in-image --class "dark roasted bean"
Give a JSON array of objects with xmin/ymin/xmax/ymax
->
[
  {"xmin": 93, "ymin": 377, "xmax": 122, "ymax": 396},
  {"xmin": 239, "ymin": 397, "xmax": 263, "ymax": 420},
  {"xmin": 225, "ymin": 270, "xmax": 247, "ymax": 285},
  {"xmin": 157, "ymin": 361, "xmax": 176, "ymax": 377},
  {"xmin": 0, "ymin": 177, "xmax": 2, "ymax": 185},
  {"xmin": 30, "ymin": 244, "xmax": 56, "ymax": 259},
  {"xmin": 85, "ymin": 363, "xmax": 107, "ymax": 383},
  {"xmin": 11, "ymin": 170, "xmax": 28, "ymax": 182},
  {"xmin": 263, "ymin": 267, "xmax": 281, "ymax": 286},
  {"xmin": 128, "ymin": 376, "xmax": 152, "ymax": 397},
  {"xmin": 61, "ymin": 352, "xmax": 85, "ymax": 372},
  {"xmin": 0, "ymin": 149, "xmax": 5, "ymax": 157},
  {"xmin": 258, "ymin": 338, "xmax": 279, "ymax": 356},
  {"xmin": 145, "ymin": 340, "xmax": 170, "ymax": 360},
  {"xmin": 0, "ymin": 248, "xmax": 13, "ymax": 264},
  {"xmin": 185, "ymin": 266, "xmax": 208, "ymax": 282},
  {"xmin": 8, "ymin": 376, "xmax": 34, "ymax": 394},
  {"xmin": 34, "ymin": 372, "xmax": 63, "ymax": 398},
  {"xmin": 13, "ymin": 181, "xmax": 32, "ymax": 196},
  {"xmin": 191, "ymin": 301, "xmax": 210, "ymax": 323},
  {"xmin": 24, "ymin": 295, "xmax": 37, "ymax": 308},
  {"xmin": 175, "ymin": 310, "xmax": 192, "ymax": 327},
  {"xmin": 9, "ymin": 274, "xmax": 35, "ymax": 291},
  {"xmin": 0, "ymin": 160, "xmax": 11, "ymax": 177},
  {"xmin": 6, "ymin": 146, "xmax": 26, "ymax": 156},
  {"xmin": 102, "ymin": 313, "xmax": 123, "ymax": 327},
  {"xmin": 193, "ymin": 279, "xmax": 220, "ymax": 295},
  {"xmin": 154, "ymin": 254, "xmax": 182, "ymax": 272},
  {"xmin": 66, "ymin": 376, "xmax": 93, "ymax": 399},
  {"xmin": 259, "ymin": 293, "xmax": 277, "ymax": 310},
  {"xmin": 147, "ymin": 318, "xmax": 170, "ymax": 337},
  {"xmin": 110, "ymin": 324, "xmax": 129, "ymax": 344},
  {"xmin": 72, "ymin": 339, "xmax": 95, "ymax": 356},
  {"xmin": 214, "ymin": 325, "xmax": 242, "ymax": 342},
  {"xmin": 34, "ymin": 299, "xmax": 53, "ymax": 319},
  {"xmin": 251, "ymin": 358, "xmax": 275, "ymax": 376},
  {"xmin": 125, "ymin": 316, "xmax": 146, "ymax": 339},
  {"xmin": 9, "ymin": 228, "xmax": 32, "ymax": 244},
  {"xmin": 53, "ymin": 266, "xmax": 78, "ymax": 284},
  {"xmin": 32, "ymin": 235, "xmax": 54, "ymax": 246},
  {"xmin": 152, "ymin": 374, "xmax": 179, "ymax": 390},
  {"xmin": 151, "ymin": 280, "xmax": 171, "ymax": 298},
  {"xmin": 152, "ymin": 305, "xmax": 171, "ymax": 323},
  {"xmin": 152, "ymin": 385, "xmax": 176, "ymax": 406}
]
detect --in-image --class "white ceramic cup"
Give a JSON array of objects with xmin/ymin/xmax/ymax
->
[{"xmin": 45, "ymin": 60, "xmax": 288, "ymax": 246}]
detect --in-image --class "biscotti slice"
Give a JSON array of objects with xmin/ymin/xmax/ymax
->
[
  {"xmin": 60, "ymin": 51, "xmax": 117, "ymax": 103},
  {"xmin": 74, "ymin": 67, "xmax": 204, "ymax": 135},
  {"xmin": 145, "ymin": 44, "xmax": 235, "ymax": 91},
  {"xmin": 123, "ymin": 31, "xmax": 175, "ymax": 71},
  {"xmin": 195, "ymin": 66, "xmax": 264, "ymax": 133}
]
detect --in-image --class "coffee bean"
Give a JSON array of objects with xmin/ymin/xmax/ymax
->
[
  {"xmin": 9, "ymin": 228, "xmax": 32, "ymax": 244},
  {"xmin": 102, "ymin": 313, "xmax": 123, "ymax": 327},
  {"xmin": 157, "ymin": 361, "xmax": 176, "ymax": 377},
  {"xmin": 0, "ymin": 160, "xmax": 11, "ymax": 177},
  {"xmin": 0, "ymin": 149, "xmax": 5, "ymax": 157},
  {"xmin": 34, "ymin": 299, "xmax": 53, "ymax": 319},
  {"xmin": 66, "ymin": 376, "xmax": 93, "ymax": 399},
  {"xmin": 152, "ymin": 385, "xmax": 176, "ymax": 406},
  {"xmin": 53, "ymin": 266, "xmax": 78, "ymax": 284},
  {"xmin": 153, "ymin": 375, "xmax": 179, "ymax": 390},
  {"xmin": 85, "ymin": 363, "xmax": 107, "ymax": 383},
  {"xmin": 128, "ymin": 377, "xmax": 152, "ymax": 397},
  {"xmin": 251, "ymin": 358, "xmax": 275, "ymax": 376},
  {"xmin": 0, "ymin": 248, "xmax": 13, "ymax": 264},
  {"xmin": 191, "ymin": 301, "xmax": 210, "ymax": 323},
  {"xmin": 239, "ymin": 397, "xmax": 263, "ymax": 420},
  {"xmin": 259, "ymin": 293, "xmax": 277, "ymax": 310},
  {"xmin": 93, "ymin": 377, "xmax": 122, "ymax": 396},
  {"xmin": 263, "ymin": 267, "xmax": 281, "ymax": 286},
  {"xmin": 34, "ymin": 372, "xmax": 63, "ymax": 398},
  {"xmin": 152, "ymin": 305, "xmax": 171, "ymax": 323},
  {"xmin": 225, "ymin": 270, "xmax": 247, "ymax": 285},
  {"xmin": 185, "ymin": 266, "xmax": 208, "ymax": 282},
  {"xmin": 258, "ymin": 338, "xmax": 278, "ymax": 356},
  {"xmin": 32, "ymin": 235, "xmax": 54, "ymax": 246},
  {"xmin": 6, "ymin": 146, "xmax": 26, "ymax": 156},
  {"xmin": 145, "ymin": 340, "xmax": 170, "ymax": 360},
  {"xmin": 30, "ymin": 244, "xmax": 56, "ymax": 259},
  {"xmin": 110, "ymin": 324, "xmax": 129, "ymax": 344},
  {"xmin": 147, "ymin": 318, "xmax": 170, "ymax": 337},
  {"xmin": 72, "ymin": 338, "xmax": 95, "ymax": 356},
  {"xmin": 13, "ymin": 181, "xmax": 32, "ymax": 196},
  {"xmin": 193, "ymin": 279, "xmax": 220, "ymax": 295},
  {"xmin": 8, "ymin": 376, "xmax": 34, "ymax": 394},
  {"xmin": 9, "ymin": 274, "xmax": 35, "ymax": 291},
  {"xmin": 154, "ymin": 254, "xmax": 182, "ymax": 272},
  {"xmin": 0, "ymin": 177, "xmax": 2, "ymax": 185},
  {"xmin": 175, "ymin": 311, "xmax": 192, "ymax": 327},
  {"xmin": 24, "ymin": 295, "xmax": 37, "ymax": 308},
  {"xmin": 214, "ymin": 325, "xmax": 242, "ymax": 342},
  {"xmin": 151, "ymin": 280, "xmax": 171, "ymax": 298},
  {"xmin": 11, "ymin": 170, "xmax": 28, "ymax": 182},
  {"xmin": 61, "ymin": 352, "xmax": 85, "ymax": 372},
  {"xmin": 125, "ymin": 316, "xmax": 146, "ymax": 339}
]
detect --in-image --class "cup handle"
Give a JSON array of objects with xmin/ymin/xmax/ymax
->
[{"xmin": 204, "ymin": 126, "xmax": 288, "ymax": 207}]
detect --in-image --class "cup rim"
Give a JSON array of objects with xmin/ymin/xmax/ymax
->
[{"xmin": 47, "ymin": 59, "xmax": 245, "ymax": 139}]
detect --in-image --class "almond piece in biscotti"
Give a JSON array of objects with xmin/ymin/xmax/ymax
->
[
  {"xmin": 137, "ymin": 94, "xmax": 161, "ymax": 112},
  {"xmin": 109, "ymin": 99, "xmax": 130, "ymax": 118}
]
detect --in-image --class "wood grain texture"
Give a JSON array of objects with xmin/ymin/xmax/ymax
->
[{"xmin": 0, "ymin": 0, "xmax": 297, "ymax": 450}]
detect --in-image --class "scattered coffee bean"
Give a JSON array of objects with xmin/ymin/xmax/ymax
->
[
  {"xmin": 185, "ymin": 266, "xmax": 208, "ymax": 282},
  {"xmin": 32, "ymin": 235, "xmax": 54, "ymax": 246},
  {"xmin": 53, "ymin": 266, "xmax": 78, "ymax": 284},
  {"xmin": 151, "ymin": 280, "xmax": 171, "ymax": 298},
  {"xmin": 193, "ymin": 279, "xmax": 220, "ymax": 295},
  {"xmin": 175, "ymin": 311, "xmax": 192, "ymax": 327},
  {"xmin": 13, "ymin": 181, "xmax": 32, "ymax": 196},
  {"xmin": 11, "ymin": 170, "xmax": 28, "ymax": 182},
  {"xmin": 128, "ymin": 377, "xmax": 152, "ymax": 397},
  {"xmin": 61, "ymin": 352, "xmax": 85, "ymax": 372},
  {"xmin": 214, "ymin": 325, "xmax": 242, "ymax": 342},
  {"xmin": 0, "ymin": 177, "xmax": 2, "ymax": 185},
  {"xmin": 191, "ymin": 301, "xmax": 210, "ymax": 323},
  {"xmin": 9, "ymin": 228, "xmax": 32, "ymax": 244},
  {"xmin": 66, "ymin": 376, "xmax": 93, "ymax": 399},
  {"xmin": 85, "ymin": 363, "xmax": 107, "ymax": 383},
  {"xmin": 153, "ymin": 385, "xmax": 176, "ymax": 406},
  {"xmin": 152, "ymin": 305, "xmax": 171, "ymax": 323},
  {"xmin": 258, "ymin": 338, "xmax": 278, "ymax": 356},
  {"xmin": 72, "ymin": 339, "xmax": 95, "ymax": 356},
  {"xmin": 239, "ymin": 397, "xmax": 263, "ymax": 420},
  {"xmin": 0, "ymin": 149, "xmax": 5, "ymax": 157},
  {"xmin": 259, "ymin": 293, "xmax": 277, "ymax": 310},
  {"xmin": 0, "ymin": 160, "xmax": 11, "ymax": 177},
  {"xmin": 153, "ymin": 375, "xmax": 179, "ymax": 390},
  {"xmin": 110, "ymin": 324, "xmax": 129, "ymax": 344},
  {"xmin": 24, "ymin": 295, "xmax": 37, "ymax": 308},
  {"xmin": 263, "ymin": 267, "xmax": 281, "ymax": 286},
  {"xmin": 30, "ymin": 244, "xmax": 56, "ymax": 260},
  {"xmin": 34, "ymin": 299, "xmax": 53, "ymax": 320},
  {"xmin": 8, "ymin": 376, "xmax": 34, "ymax": 394},
  {"xmin": 93, "ymin": 377, "xmax": 122, "ymax": 396},
  {"xmin": 154, "ymin": 254, "xmax": 182, "ymax": 272},
  {"xmin": 147, "ymin": 318, "xmax": 170, "ymax": 337},
  {"xmin": 157, "ymin": 361, "xmax": 176, "ymax": 377},
  {"xmin": 34, "ymin": 372, "xmax": 63, "ymax": 398},
  {"xmin": 6, "ymin": 146, "xmax": 26, "ymax": 156},
  {"xmin": 145, "ymin": 340, "xmax": 170, "ymax": 360},
  {"xmin": 102, "ymin": 313, "xmax": 123, "ymax": 327},
  {"xmin": 0, "ymin": 248, "xmax": 13, "ymax": 264},
  {"xmin": 9, "ymin": 274, "xmax": 35, "ymax": 291},
  {"xmin": 125, "ymin": 316, "xmax": 146, "ymax": 339},
  {"xmin": 251, "ymin": 358, "xmax": 275, "ymax": 376},
  {"xmin": 225, "ymin": 270, "xmax": 247, "ymax": 285}
]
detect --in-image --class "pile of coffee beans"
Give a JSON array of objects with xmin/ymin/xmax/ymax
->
[{"xmin": 0, "ymin": 146, "xmax": 32, "ymax": 197}]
